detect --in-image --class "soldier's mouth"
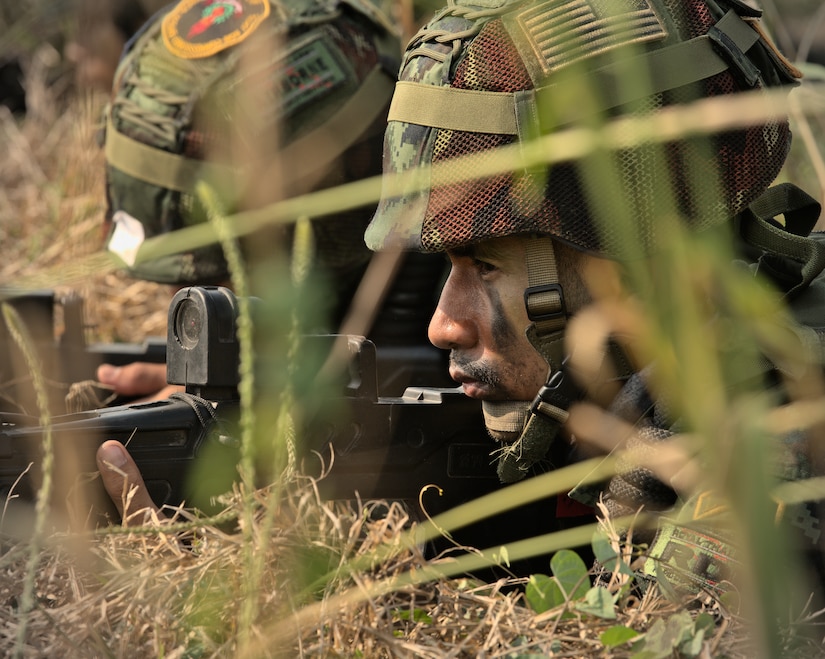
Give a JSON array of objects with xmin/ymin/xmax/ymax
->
[{"xmin": 450, "ymin": 369, "xmax": 494, "ymax": 399}]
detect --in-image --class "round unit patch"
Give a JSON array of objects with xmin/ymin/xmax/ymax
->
[{"xmin": 162, "ymin": 0, "xmax": 271, "ymax": 59}]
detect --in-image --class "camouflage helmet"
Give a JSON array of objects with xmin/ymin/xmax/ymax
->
[
  {"xmin": 365, "ymin": 0, "xmax": 801, "ymax": 256},
  {"xmin": 104, "ymin": 0, "xmax": 400, "ymax": 284}
]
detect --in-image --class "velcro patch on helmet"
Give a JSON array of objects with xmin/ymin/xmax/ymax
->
[
  {"xmin": 162, "ymin": 0, "xmax": 271, "ymax": 59},
  {"xmin": 280, "ymin": 33, "xmax": 350, "ymax": 117},
  {"xmin": 504, "ymin": 0, "xmax": 668, "ymax": 84}
]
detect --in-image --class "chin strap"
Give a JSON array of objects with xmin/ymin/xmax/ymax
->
[
  {"xmin": 495, "ymin": 237, "xmax": 584, "ymax": 483},
  {"xmin": 495, "ymin": 328, "xmax": 585, "ymax": 483},
  {"xmin": 494, "ymin": 238, "xmax": 637, "ymax": 483}
]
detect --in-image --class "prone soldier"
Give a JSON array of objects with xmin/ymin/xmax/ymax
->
[
  {"xmin": 360, "ymin": 0, "xmax": 825, "ymax": 598},
  {"xmin": 98, "ymin": 0, "xmax": 825, "ymax": 604}
]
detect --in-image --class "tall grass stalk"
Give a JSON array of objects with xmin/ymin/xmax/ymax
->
[
  {"xmin": 198, "ymin": 181, "xmax": 268, "ymax": 644},
  {"xmin": 4, "ymin": 85, "xmax": 824, "ymax": 298},
  {"xmin": 559, "ymin": 55, "xmax": 812, "ymax": 659},
  {"xmin": 2, "ymin": 304, "xmax": 54, "ymax": 657}
]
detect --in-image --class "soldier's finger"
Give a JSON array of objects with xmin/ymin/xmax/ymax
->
[
  {"xmin": 96, "ymin": 440, "xmax": 163, "ymax": 525},
  {"xmin": 97, "ymin": 362, "xmax": 168, "ymax": 397}
]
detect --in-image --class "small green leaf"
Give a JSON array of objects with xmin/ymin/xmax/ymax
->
[
  {"xmin": 666, "ymin": 611, "xmax": 696, "ymax": 646},
  {"xmin": 592, "ymin": 531, "xmax": 635, "ymax": 576},
  {"xmin": 574, "ymin": 586, "xmax": 617, "ymax": 619},
  {"xmin": 680, "ymin": 612, "xmax": 715, "ymax": 657},
  {"xmin": 693, "ymin": 612, "xmax": 715, "ymax": 634},
  {"xmin": 393, "ymin": 608, "xmax": 433, "ymax": 624},
  {"xmin": 550, "ymin": 549, "xmax": 591, "ymax": 599},
  {"xmin": 525, "ymin": 574, "xmax": 565, "ymax": 613},
  {"xmin": 600, "ymin": 625, "xmax": 640, "ymax": 647},
  {"xmin": 631, "ymin": 619, "xmax": 672, "ymax": 659},
  {"xmin": 632, "ymin": 612, "xmax": 698, "ymax": 659},
  {"xmin": 492, "ymin": 545, "xmax": 511, "ymax": 567},
  {"xmin": 679, "ymin": 627, "xmax": 707, "ymax": 657}
]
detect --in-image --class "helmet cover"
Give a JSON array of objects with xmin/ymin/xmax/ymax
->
[
  {"xmin": 365, "ymin": 0, "xmax": 801, "ymax": 256},
  {"xmin": 105, "ymin": 0, "xmax": 400, "ymax": 284}
]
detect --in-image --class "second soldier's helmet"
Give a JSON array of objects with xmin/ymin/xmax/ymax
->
[
  {"xmin": 104, "ymin": 0, "xmax": 400, "ymax": 285},
  {"xmin": 365, "ymin": 0, "xmax": 801, "ymax": 257}
]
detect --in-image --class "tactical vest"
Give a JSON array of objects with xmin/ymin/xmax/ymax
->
[{"xmin": 637, "ymin": 182, "xmax": 825, "ymax": 597}]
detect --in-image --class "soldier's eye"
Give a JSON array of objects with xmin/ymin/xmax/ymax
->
[{"xmin": 473, "ymin": 258, "xmax": 497, "ymax": 276}]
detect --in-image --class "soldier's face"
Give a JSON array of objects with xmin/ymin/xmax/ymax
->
[{"xmin": 428, "ymin": 236, "xmax": 548, "ymax": 401}]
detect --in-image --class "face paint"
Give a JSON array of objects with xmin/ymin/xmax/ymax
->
[{"xmin": 428, "ymin": 236, "xmax": 548, "ymax": 402}]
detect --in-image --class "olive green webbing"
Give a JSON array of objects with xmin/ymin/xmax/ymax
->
[
  {"xmin": 498, "ymin": 238, "xmax": 638, "ymax": 483},
  {"xmin": 496, "ymin": 236, "xmax": 569, "ymax": 483},
  {"xmin": 525, "ymin": 237, "xmax": 566, "ymax": 343},
  {"xmin": 106, "ymin": 64, "xmax": 395, "ymax": 193},
  {"xmin": 741, "ymin": 184, "xmax": 825, "ymax": 297},
  {"xmin": 389, "ymin": 82, "xmax": 519, "ymax": 134},
  {"xmin": 105, "ymin": 113, "xmax": 237, "ymax": 194},
  {"xmin": 388, "ymin": 9, "xmax": 759, "ymax": 136}
]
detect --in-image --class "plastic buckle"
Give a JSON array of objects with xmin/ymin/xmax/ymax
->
[
  {"xmin": 524, "ymin": 284, "xmax": 566, "ymax": 323},
  {"xmin": 529, "ymin": 367, "xmax": 565, "ymax": 416}
]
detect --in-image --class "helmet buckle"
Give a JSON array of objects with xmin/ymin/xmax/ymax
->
[
  {"xmin": 524, "ymin": 283, "xmax": 566, "ymax": 324},
  {"xmin": 528, "ymin": 359, "xmax": 581, "ymax": 419}
]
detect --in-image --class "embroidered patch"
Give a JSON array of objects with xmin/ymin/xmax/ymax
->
[
  {"xmin": 162, "ymin": 0, "xmax": 271, "ymax": 59},
  {"xmin": 504, "ymin": 0, "xmax": 667, "ymax": 82},
  {"xmin": 280, "ymin": 36, "xmax": 349, "ymax": 117}
]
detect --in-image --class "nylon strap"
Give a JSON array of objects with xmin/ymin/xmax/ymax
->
[
  {"xmin": 106, "ymin": 64, "xmax": 395, "ymax": 194},
  {"xmin": 497, "ymin": 237, "xmax": 569, "ymax": 482},
  {"xmin": 105, "ymin": 112, "xmax": 238, "ymax": 194},
  {"xmin": 279, "ymin": 64, "xmax": 396, "ymax": 183},
  {"xmin": 388, "ymin": 10, "xmax": 760, "ymax": 137},
  {"xmin": 749, "ymin": 182, "xmax": 822, "ymax": 237},
  {"xmin": 498, "ymin": 238, "xmax": 638, "ymax": 483},
  {"xmin": 740, "ymin": 184, "xmax": 825, "ymax": 297},
  {"xmin": 524, "ymin": 237, "xmax": 566, "ymax": 342},
  {"xmin": 388, "ymin": 82, "xmax": 519, "ymax": 134}
]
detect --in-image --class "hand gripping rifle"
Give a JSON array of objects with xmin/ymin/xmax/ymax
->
[{"xmin": 0, "ymin": 289, "xmax": 167, "ymax": 416}]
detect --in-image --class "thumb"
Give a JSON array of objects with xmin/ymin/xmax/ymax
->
[{"xmin": 96, "ymin": 440, "xmax": 163, "ymax": 525}]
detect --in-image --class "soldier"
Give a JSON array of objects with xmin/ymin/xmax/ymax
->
[
  {"xmin": 93, "ymin": 0, "xmax": 403, "ymax": 402},
  {"xmin": 361, "ymin": 0, "xmax": 824, "ymax": 596},
  {"xmin": 99, "ymin": 0, "xmax": 824, "ymax": 601}
]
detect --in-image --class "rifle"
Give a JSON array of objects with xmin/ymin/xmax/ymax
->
[
  {"xmin": 0, "ymin": 287, "xmax": 494, "ymax": 519},
  {"xmin": 0, "ymin": 287, "xmax": 586, "ymax": 577}
]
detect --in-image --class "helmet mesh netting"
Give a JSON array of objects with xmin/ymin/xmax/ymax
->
[{"xmin": 422, "ymin": 2, "xmax": 791, "ymax": 255}]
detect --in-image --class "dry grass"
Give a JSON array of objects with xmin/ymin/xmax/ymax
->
[
  {"xmin": 0, "ymin": 55, "xmax": 170, "ymax": 344},
  {"xmin": 0, "ymin": 478, "xmax": 773, "ymax": 659},
  {"xmin": 3, "ymin": 9, "xmax": 825, "ymax": 659}
]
